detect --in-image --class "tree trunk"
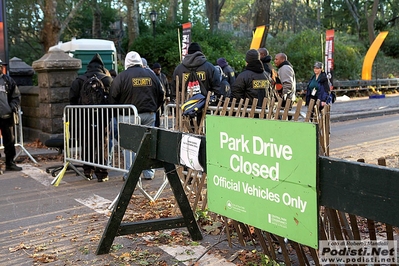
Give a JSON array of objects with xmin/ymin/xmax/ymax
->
[
  {"xmin": 291, "ymin": 0, "xmax": 297, "ymax": 32},
  {"xmin": 205, "ymin": 0, "xmax": 225, "ymax": 33},
  {"xmin": 41, "ymin": 0, "xmax": 61, "ymax": 52},
  {"xmin": 92, "ymin": 1, "xmax": 102, "ymax": 38},
  {"xmin": 167, "ymin": 0, "xmax": 178, "ymax": 22},
  {"xmin": 345, "ymin": 0, "xmax": 361, "ymax": 39},
  {"xmin": 124, "ymin": 0, "xmax": 140, "ymax": 50},
  {"xmin": 253, "ymin": 0, "xmax": 271, "ymax": 46},
  {"xmin": 366, "ymin": 0, "xmax": 379, "ymax": 44}
]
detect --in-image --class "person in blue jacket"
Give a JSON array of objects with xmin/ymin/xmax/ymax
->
[{"xmin": 305, "ymin": 62, "xmax": 330, "ymax": 110}]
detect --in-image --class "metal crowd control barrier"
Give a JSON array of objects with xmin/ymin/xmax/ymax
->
[
  {"xmin": 50, "ymin": 105, "xmax": 169, "ymax": 202},
  {"xmin": 0, "ymin": 108, "xmax": 37, "ymax": 165}
]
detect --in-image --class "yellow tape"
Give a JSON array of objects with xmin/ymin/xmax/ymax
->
[{"xmin": 53, "ymin": 162, "xmax": 69, "ymax": 187}]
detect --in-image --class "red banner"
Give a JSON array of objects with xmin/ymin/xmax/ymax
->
[
  {"xmin": 181, "ymin": 22, "xmax": 191, "ymax": 60},
  {"xmin": 0, "ymin": 0, "xmax": 8, "ymax": 73},
  {"xmin": 324, "ymin": 29, "xmax": 334, "ymax": 87}
]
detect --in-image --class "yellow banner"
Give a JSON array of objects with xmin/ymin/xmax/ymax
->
[
  {"xmin": 250, "ymin": 25, "xmax": 266, "ymax": 49},
  {"xmin": 362, "ymin": 32, "xmax": 389, "ymax": 80}
]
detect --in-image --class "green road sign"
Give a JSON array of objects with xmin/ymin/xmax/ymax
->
[{"xmin": 206, "ymin": 116, "xmax": 318, "ymax": 248}]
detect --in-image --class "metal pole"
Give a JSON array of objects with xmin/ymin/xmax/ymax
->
[{"xmin": 152, "ymin": 21, "xmax": 156, "ymax": 39}]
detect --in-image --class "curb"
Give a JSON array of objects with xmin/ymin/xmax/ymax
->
[{"xmin": 330, "ymin": 107, "xmax": 399, "ymax": 122}]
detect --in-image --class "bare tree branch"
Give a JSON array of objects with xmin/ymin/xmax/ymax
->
[{"xmin": 59, "ymin": 0, "xmax": 85, "ymax": 38}]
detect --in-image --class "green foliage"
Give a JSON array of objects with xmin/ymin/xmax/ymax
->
[
  {"xmin": 381, "ymin": 28, "xmax": 399, "ymax": 58},
  {"xmin": 267, "ymin": 29, "xmax": 364, "ymax": 81},
  {"xmin": 7, "ymin": 0, "xmax": 398, "ymax": 82},
  {"xmin": 127, "ymin": 21, "xmax": 247, "ymax": 78},
  {"xmin": 128, "ymin": 20, "xmax": 181, "ymax": 77},
  {"xmin": 333, "ymin": 40, "xmax": 363, "ymax": 80},
  {"xmin": 62, "ymin": 2, "xmax": 118, "ymax": 40},
  {"xmin": 189, "ymin": 23, "xmax": 246, "ymax": 72}
]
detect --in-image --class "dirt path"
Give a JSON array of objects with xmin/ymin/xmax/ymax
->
[{"xmin": 329, "ymin": 135, "xmax": 399, "ymax": 168}]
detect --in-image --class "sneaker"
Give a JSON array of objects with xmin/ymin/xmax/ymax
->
[
  {"xmin": 6, "ymin": 163, "xmax": 22, "ymax": 171},
  {"xmin": 98, "ymin": 176, "xmax": 109, "ymax": 182},
  {"xmin": 143, "ymin": 175, "xmax": 154, "ymax": 180},
  {"xmin": 84, "ymin": 173, "xmax": 93, "ymax": 180}
]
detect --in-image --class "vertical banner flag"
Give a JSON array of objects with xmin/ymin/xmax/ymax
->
[
  {"xmin": 0, "ymin": 0, "xmax": 7, "ymax": 74},
  {"xmin": 250, "ymin": 25, "xmax": 266, "ymax": 49},
  {"xmin": 181, "ymin": 22, "xmax": 191, "ymax": 61},
  {"xmin": 324, "ymin": 29, "xmax": 334, "ymax": 87}
]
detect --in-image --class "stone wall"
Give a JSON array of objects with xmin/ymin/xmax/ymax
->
[{"xmin": 21, "ymin": 49, "xmax": 81, "ymax": 143}]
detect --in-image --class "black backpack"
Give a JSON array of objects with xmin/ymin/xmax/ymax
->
[{"xmin": 80, "ymin": 74, "xmax": 109, "ymax": 105}]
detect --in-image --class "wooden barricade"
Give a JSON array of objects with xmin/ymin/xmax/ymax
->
[
  {"xmin": 97, "ymin": 89, "xmax": 399, "ymax": 265},
  {"xmin": 172, "ymin": 94, "xmax": 398, "ymax": 265}
]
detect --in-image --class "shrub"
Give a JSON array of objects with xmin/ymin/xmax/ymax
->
[
  {"xmin": 381, "ymin": 28, "xmax": 399, "ymax": 58},
  {"xmin": 267, "ymin": 29, "xmax": 364, "ymax": 81}
]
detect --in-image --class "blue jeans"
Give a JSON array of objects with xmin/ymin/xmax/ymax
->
[{"xmin": 121, "ymin": 112, "xmax": 156, "ymax": 179}]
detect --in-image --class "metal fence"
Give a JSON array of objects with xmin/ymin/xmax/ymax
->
[
  {"xmin": 50, "ymin": 104, "xmax": 170, "ymax": 202},
  {"xmin": 64, "ymin": 104, "xmax": 139, "ymax": 173},
  {"xmin": 0, "ymin": 108, "xmax": 37, "ymax": 167}
]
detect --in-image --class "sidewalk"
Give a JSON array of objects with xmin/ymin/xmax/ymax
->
[{"xmin": 1, "ymin": 148, "xmax": 240, "ymax": 265}]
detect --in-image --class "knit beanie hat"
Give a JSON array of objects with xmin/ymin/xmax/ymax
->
[
  {"xmin": 245, "ymin": 49, "xmax": 260, "ymax": 63},
  {"xmin": 152, "ymin": 62, "xmax": 161, "ymax": 69},
  {"xmin": 125, "ymin": 51, "xmax": 142, "ymax": 69},
  {"xmin": 188, "ymin": 42, "xmax": 202, "ymax": 54},
  {"xmin": 217, "ymin": 58, "xmax": 228, "ymax": 68}
]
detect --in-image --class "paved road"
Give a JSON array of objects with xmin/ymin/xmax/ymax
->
[
  {"xmin": 330, "ymin": 94, "xmax": 399, "ymax": 121},
  {"xmin": 0, "ymin": 158, "xmax": 236, "ymax": 265},
  {"xmin": 1, "ymin": 94, "xmax": 399, "ymax": 265}
]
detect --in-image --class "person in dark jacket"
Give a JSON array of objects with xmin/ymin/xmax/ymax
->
[
  {"xmin": 216, "ymin": 57, "xmax": 236, "ymax": 86},
  {"xmin": 69, "ymin": 53, "xmax": 113, "ymax": 182},
  {"xmin": 214, "ymin": 65, "xmax": 231, "ymax": 98},
  {"xmin": 305, "ymin": 61, "xmax": 330, "ymax": 110},
  {"xmin": 110, "ymin": 51, "xmax": 164, "ymax": 180},
  {"xmin": 231, "ymin": 49, "xmax": 273, "ymax": 108},
  {"xmin": 258, "ymin": 48, "xmax": 273, "ymax": 76},
  {"xmin": 152, "ymin": 63, "xmax": 169, "ymax": 99},
  {"xmin": 0, "ymin": 60, "xmax": 22, "ymax": 171},
  {"xmin": 151, "ymin": 62, "xmax": 168, "ymax": 127},
  {"xmin": 172, "ymin": 42, "xmax": 221, "ymax": 100},
  {"xmin": 70, "ymin": 53, "xmax": 113, "ymax": 105}
]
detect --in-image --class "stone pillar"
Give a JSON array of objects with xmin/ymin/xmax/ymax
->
[
  {"xmin": 32, "ymin": 48, "xmax": 81, "ymax": 141},
  {"xmin": 9, "ymin": 57, "xmax": 34, "ymax": 86}
]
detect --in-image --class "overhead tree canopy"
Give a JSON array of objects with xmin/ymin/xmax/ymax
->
[{"xmin": 5, "ymin": 0, "xmax": 399, "ymax": 80}]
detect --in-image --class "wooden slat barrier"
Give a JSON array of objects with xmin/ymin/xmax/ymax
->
[{"xmin": 97, "ymin": 93, "xmax": 398, "ymax": 265}]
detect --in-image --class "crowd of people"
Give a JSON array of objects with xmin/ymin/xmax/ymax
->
[
  {"xmin": 68, "ymin": 42, "xmax": 333, "ymax": 182},
  {"xmin": 0, "ymin": 42, "xmax": 331, "ymax": 176}
]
